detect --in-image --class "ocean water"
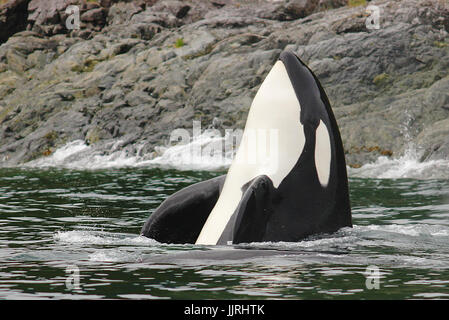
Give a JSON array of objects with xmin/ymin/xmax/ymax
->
[{"xmin": 0, "ymin": 139, "xmax": 449, "ymax": 300}]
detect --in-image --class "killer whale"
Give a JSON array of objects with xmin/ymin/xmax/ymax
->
[{"xmin": 141, "ymin": 51, "xmax": 351, "ymax": 245}]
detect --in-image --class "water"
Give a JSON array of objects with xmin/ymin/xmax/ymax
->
[{"xmin": 1, "ymin": 139, "xmax": 449, "ymax": 299}]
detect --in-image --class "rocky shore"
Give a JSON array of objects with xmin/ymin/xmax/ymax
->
[{"xmin": 0, "ymin": 0, "xmax": 448, "ymax": 168}]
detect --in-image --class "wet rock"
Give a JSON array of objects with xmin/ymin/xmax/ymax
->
[
  {"xmin": 0, "ymin": 0, "xmax": 31, "ymax": 44},
  {"xmin": 27, "ymin": 0, "xmax": 77, "ymax": 35},
  {"xmin": 81, "ymin": 7, "xmax": 106, "ymax": 24}
]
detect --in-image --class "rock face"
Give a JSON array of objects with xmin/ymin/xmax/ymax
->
[
  {"xmin": 0, "ymin": 0, "xmax": 448, "ymax": 167},
  {"xmin": 0, "ymin": 0, "xmax": 30, "ymax": 43}
]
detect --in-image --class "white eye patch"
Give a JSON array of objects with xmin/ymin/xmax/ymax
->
[{"xmin": 314, "ymin": 120, "xmax": 331, "ymax": 187}]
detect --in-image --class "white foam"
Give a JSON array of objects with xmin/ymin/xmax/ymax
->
[
  {"xmin": 355, "ymin": 224, "xmax": 449, "ymax": 237},
  {"xmin": 53, "ymin": 230, "xmax": 159, "ymax": 246},
  {"xmin": 24, "ymin": 130, "xmax": 237, "ymax": 171},
  {"xmin": 88, "ymin": 250, "xmax": 129, "ymax": 262},
  {"xmin": 236, "ymin": 223, "xmax": 449, "ymax": 253},
  {"xmin": 22, "ymin": 133, "xmax": 449, "ymax": 180},
  {"xmin": 25, "ymin": 140, "xmax": 91, "ymax": 168},
  {"xmin": 143, "ymin": 129, "xmax": 236, "ymax": 171},
  {"xmin": 24, "ymin": 139, "xmax": 150, "ymax": 170},
  {"xmin": 348, "ymin": 146, "xmax": 449, "ymax": 180}
]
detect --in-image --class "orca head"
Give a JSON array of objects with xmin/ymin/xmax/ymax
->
[
  {"xmin": 278, "ymin": 51, "xmax": 334, "ymax": 188},
  {"xmin": 195, "ymin": 51, "xmax": 350, "ymax": 245},
  {"xmin": 195, "ymin": 52, "xmax": 309, "ymax": 245},
  {"xmin": 142, "ymin": 51, "xmax": 351, "ymax": 246}
]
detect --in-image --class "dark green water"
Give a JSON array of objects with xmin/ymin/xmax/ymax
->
[{"xmin": 0, "ymin": 167, "xmax": 448, "ymax": 299}]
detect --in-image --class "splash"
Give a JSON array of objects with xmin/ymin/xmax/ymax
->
[
  {"xmin": 24, "ymin": 130, "xmax": 237, "ymax": 171},
  {"xmin": 144, "ymin": 129, "xmax": 237, "ymax": 171},
  {"xmin": 348, "ymin": 150, "xmax": 449, "ymax": 180},
  {"xmin": 349, "ymin": 144, "xmax": 449, "ymax": 180},
  {"xmin": 349, "ymin": 109, "xmax": 449, "ymax": 180},
  {"xmin": 53, "ymin": 230, "xmax": 158, "ymax": 246},
  {"xmin": 23, "ymin": 122, "xmax": 449, "ymax": 179}
]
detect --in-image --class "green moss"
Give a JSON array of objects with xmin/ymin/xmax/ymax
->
[
  {"xmin": 0, "ymin": 107, "xmax": 12, "ymax": 124},
  {"xmin": 84, "ymin": 86, "xmax": 101, "ymax": 98},
  {"xmin": 373, "ymin": 73, "xmax": 390, "ymax": 86},
  {"xmin": 0, "ymin": 87, "xmax": 15, "ymax": 100},
  {"xmin": 71, "ymin": 59, "xmax": 100, "ymax": 73},
  {"xmin": 182, "ymin": 43, "xmax": 215, "ymax": 60},
  {"xmin": 71, "ymin": 65, "xmax": 83, "ymax": 73},
  {"xmin": 433, "ymin": 41, "xmax": 448, "ymax": 48},
  {"xmin": 86, "ymin": 127, "xmax": 102, "ymax": 145},
  {"xmin": 194, "ymin": 111, "xmax": 205, "ymax": 119},
  {"xmin": 72, "ymin": 90, "xmax": 85, "ymax": 100},
  {"xmin": 347, "ymin": 145, "xmax": 393, "ymax": 158},
  {"xmin": 0, "ymin": 63, "xmax": 7, "ymax": 73},
  {"xmin": 348, "ymin": 0, "xmax": 367, "ymax": 7},
  {"xmin": 44, "ymin": 131, "xmax": 58, "ymax": 146},
  {"xmin": 174, "ymin": 38, "xmax": 185, "ymax": 48}
]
